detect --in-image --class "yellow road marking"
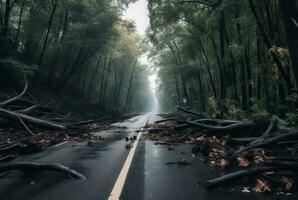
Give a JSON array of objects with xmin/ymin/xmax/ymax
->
[
  {"xmin": 54, "ymin": 141, "xmax": 68, "ymax": 147},
  {"xmin": 108, "ymin": 116, "xmax": 149, "ymax": 200}
]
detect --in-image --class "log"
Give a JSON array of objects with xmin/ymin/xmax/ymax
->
[
  {"xmin": 0, "ymin": 162, "xmax": 86, "ymax": 179},
  {"xmin": 0, "ymin": 155, "xmax": 15, "ymax": 162},
  {"xmin": 18, "ymin": 105, "xmax": 40, "ymax": 114},
  {"xmin": 205, "ymin": 167, "xmax": 275, "ymax": 188},
  {"xmin": 0, "ymin": 108, "xmax": 67, "ymax": 130},
  {"xmin": 185, "ymin": 120, "xmax": 255, "ymax": 134},
  {"xmin": 229, "ymin": 131, "xmax": 298, "ymax": 160},
  {"xmin": 0, "ymin": 143, "xmax": 22, "ymax": 153},
  {"xmin": 177, "ymin": 106, "xmax": 207, "ymax": 118},
  {"xmin": 154, "ymin": 117, "xmax": 179, "ymax": 124},
  {"xmin": 195, "ymin": 119, "xmax": 239, "ymax": 126},
  {"xmin": 269, "ymin": 160, "xmax": 298, "ymax": 170},
  {"xmin": 228, "ymin": 137, "xmax": 258, "ymax": 145},
  {"xmin": 249, "ymin": 120, "xmax": 276, "ymax": 145}
]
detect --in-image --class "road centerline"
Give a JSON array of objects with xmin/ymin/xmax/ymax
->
[{"xmin": 108, "ymin": 115, "xmax": 149, "ymax": 200}]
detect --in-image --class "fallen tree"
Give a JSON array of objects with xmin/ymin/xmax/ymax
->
[
  {"xmin": 146, "ymin": 107, "xmax": 298, "ymax": 193},
  {"xmin": 205, "ymin": 167, "xmax": 276, "ymax": 188},
  {"xmin": 229, "ymin": 131, "xmax": 298, "ymax": 161},
  {"xmin": 0, "ymin": 162, "xmax": 86, "ymax": 179}
]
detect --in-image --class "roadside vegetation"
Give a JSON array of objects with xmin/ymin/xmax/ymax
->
[
  {"xmin": 0, "ymin": 0, "xmax": 151, "ymax": 178},
  {"xmin": 147, "ymin": 0, "xmax": 298, "ymax": 127},
  {"xmin": 144, "ymin": 0, "xmax": 298, "ymax": 195}
]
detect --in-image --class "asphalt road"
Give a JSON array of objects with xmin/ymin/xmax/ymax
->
[{"xmin": 0, "ymin": 113, "xmax": 296, "ymax": 200}]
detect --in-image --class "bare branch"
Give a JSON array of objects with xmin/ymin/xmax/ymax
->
[
  {"xmin": 0, "ymin": 75, "xmax": 28, "ymax": 107},
  {"xmin": 291, "ymin": 18, "xmax": 298, "ymax": 28}
]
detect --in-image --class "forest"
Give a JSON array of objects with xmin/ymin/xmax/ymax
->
[
  {"xmin": 148, "ymin": 0, "xmax": 298, "ymax": 126},
  {"xmin": 0, "ymin": 0, "xmax": 153, "ymax": 116},
  {"xmin": 1, "ymin": 0, "xmax": 298, "ymax": 198}
]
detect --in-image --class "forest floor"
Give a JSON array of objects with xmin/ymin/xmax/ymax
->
[{"xmin": 0, "ymin": 83, "xmax": 139, "ymax": 166}]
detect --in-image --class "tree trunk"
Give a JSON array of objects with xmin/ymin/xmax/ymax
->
[
  {"xmin": 279, "ymin": 0, "xmax": 298, "ymax": 92},
  {"xmin": 198, "ymin": 73, "xmax": 206, "ymax": 111},
  {"xmin": 124, "ymin": 57, "xmax": 138, "ymax": 111},
  {"xmin": 3, "ymin": 0, "xmax": 13, "ymax": 37},
  {"xmin": 102, "ymin": 56, "xmax": 112, "ymax": 105},
  {"xmin": 87, "ymin": 58, "xmax": 101, "ymax": 99},
  {"xmin": 247, "ymin": 0, "xmax": 294, "ymax": 91},
  {"xmin": 38, "ymin": 0, "xmax": 58, "ymax": 66},
  {"xmin": 115, "ymin": 63, "xmax": 125, "ymax": 109},
  {"xmin": 219, "ymin": 12, "xmax": 227, "ymax": 100},
  {"xmin": 14, "ymin": 0, "xmax": 24, "ymax": 48}
]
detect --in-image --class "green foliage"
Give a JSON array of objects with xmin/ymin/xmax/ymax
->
[
  {"xmin": 0, "ymin": 0, "xmax": 152, "ymax": 113},
  {"xmin": 147, "ymin": 0, "xmax": 297, "ymax": 122},
  {"xmin": 207, "ymin": 97, "xmax": 220, "ymax": 118},
  {"xmin": 285, "ymin": 112, "xmax": 298, "ymax": 127},
  {"xmin": 222, "ymin": 99, "xmax": 246, "ymax": 120}
]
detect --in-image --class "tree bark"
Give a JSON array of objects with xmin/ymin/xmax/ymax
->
[
  {"xmin": 38, "ymin": 0, "xmax": 58, "ymax": 66},
  {"xmin": 124, "ymin": 57, "xmax": 138, "ymax": 111},
  {"xmin": 279, "ymin": 0, "xmax": 298, "ymax": 92},
  {"xmin": 14, "ymin": 0, "xmax": 25, "ymax": 48},
  {"xmin": 2, "ymin": 0, "xmax": 15, "ymax": 37}
]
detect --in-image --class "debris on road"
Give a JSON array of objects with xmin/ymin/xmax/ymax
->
[
  {"xmin": 0, "ymin": 81, "xmax": 128, "ymax": 164},
  {"xmin": 0, "ymin": 162, "xmax": 86, "ymax": 179},
  {"xmin": 166, "ymin": 158, "xmax": 192, "ymax": 166},
  {"xmin": 145, "ymin": 107, "xmax": 298, "ymax": 195}
]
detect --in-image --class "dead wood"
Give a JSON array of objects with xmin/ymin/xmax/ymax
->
[
  {"xmin": 0, "ymin": 75, "xmax": 28, "ymax": 107},
  {"xmin": 195, "ymin": 119, "xmax": 239, "ymax": 126},
  {"xmin": 177, "ymin": 106, "xmax": 207, "ymax": 118},
  {"xmin": 249, "ymin": 120, "xmax": 277, "ymax": 145},
  {"xmin": 205, "ymin": 167, "xmax": 276, "ymax": 188},
  {"xmin": 228, "ymin": 137, "xmax": 258, "ymax": 145},
  {"xmin": 0, "ymin": 162, "xmax": 86, "ymax": 179},
  {"xmin": 229, "ymin": 131, "xmax": 298, "ymax": 160},
  {"xmin": 0, "ymin": 155, "xmax": 15, "ymax": 162},
  {"xmin": 0, "ymin": 143, "xmax": 22, "ymax": 153},
  {"xmin": 185, "ymin": 120, "xmax": 255, "ymax": 135},
  {"xmin": 154, "ymin": 117, "xmax": 180, "ymax": 124},
  {"xmin": 18, "ymin": 105, "xmax": 40, "ymax": 114},
  {"xmin": 0, "ymin": 108, "xmax": 67, "ymax": 130}
]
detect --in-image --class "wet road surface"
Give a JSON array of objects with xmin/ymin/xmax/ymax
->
[{"xmin": 0, "ymin": 114, "xmax": 296, "ymax": 200}]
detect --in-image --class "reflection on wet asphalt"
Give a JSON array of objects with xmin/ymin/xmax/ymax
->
[{"xmin": 0, "ymin": 113, "xmax": 296, "ymax": 200}]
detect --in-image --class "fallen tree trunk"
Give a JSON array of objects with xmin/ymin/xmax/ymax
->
[
  {"xmin": 185, "ymin": 120, "xmax": 255, "ymax": 135},
  {"xmin": 177, "ymin": 106, "xmax": 207, "ymax": 118},
  {"xmin": 0, "ymin": 108, "xmax": 67, "ymax": 130},
  {"xmin": 229, "ymin": 131, "xmax": 298, "ymax": 160},
  {"xmin": 195, "ymin": 119, "xmax": 239, "ymax": 126},
  {"xmin": 0, "ymin": 143, "xmax": 22, "ymax": 153},
  {"xmin": 154, "ymin": 117, "xmax": 180, "ymax": 124},
  {"xmin": 249, "ymin": 120, "xmax": 276, "ymax": 145},
  {"xmin": 0, "ymin": 162, "xmax": 86, "ymax": 179},
  {"xmin": 205, "ymin": 167, "xmax": 276, "ymax": 188},
  {"xmin": 228, "ymin": 137, "xmax": 257, "ymax": 145},
  {"xmin": 269, "ymin": 160, "xmax": 298, "ymax": 170}
]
